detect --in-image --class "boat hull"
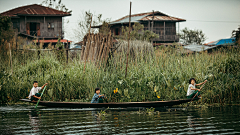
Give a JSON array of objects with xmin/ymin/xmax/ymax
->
[{"xmin": 20, "ymin": 98, "xmax": 198, "ymax": 108}]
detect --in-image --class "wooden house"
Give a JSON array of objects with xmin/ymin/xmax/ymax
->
[
  {"xmin": 0, "ymin": 4, "xmax": 71, "ymax": 47},
  {"xmin": 93, "ymin": 11, "xmax": 186, "ymax": 44}
]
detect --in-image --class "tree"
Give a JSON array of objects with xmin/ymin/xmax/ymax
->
[
  {"xmin": 121, "ymin": 22, "xmax": 159, "ymax": 41},
  {"xmin": 72, "ymin": 10, "xmax": 111, "ymax": 42},
  {"xmin": 232, "ymin": 26, "xmax": 240, "ymax": 46},
  {"xmin": 179, "ymin": 27, "xmax": 207, "ymax": 45},
  {"xmin": 41, "ymin": 0, "xmax": 72, "ymax": 13},
  {"xmin": 0, "ymin": 15, "xmax": 14, "ymax": 48}
]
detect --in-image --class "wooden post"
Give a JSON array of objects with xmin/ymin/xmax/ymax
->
[
  {"xmin": 97, "ymin": 36, "xmax": 105, "ymax": 66},
  {"xmin": 148, "ymin": 21, "xmax": 150, "ymax": 31},
  {"xmin": 9, "ymin": 43, "xmax": 13, "ymax": 74},
  {"xmin": 104, "ymin": 31, "xmax": 112, "ymax": 66},
  {"xmin": 125, "ymin": 1, "xmax": 131, "ymax": 78},
  {"xmin": 100, "ymin": 37, "xmax": 107, "ymax": 64},
  {"xmin": 44, "ymin": 16, "xmax": 45, "ymax": 30},
  {"xmin": 80, "ymin": 37, "xmax": 86, "ymax": 61},
  {"xmin": 66, "ymin": 40, "xmax": 69, "ymax": 63},
  {"xmin": 93, "ymin": 33, "xmax": 99, "ymax": 61},
  {"xmin": 152, "ymin": 10, "xmax": 154, "ymax": 32},
  {"xmin": 164, "ymin": 21, "xmax": 165, "ymax": 42},
  {"xmin": 151, "ymin": 10, "xmax": 154, "ymax": 44},
  {"xmin": 84, "ymin": 15, "xmax": 92, "ymax": 72}
]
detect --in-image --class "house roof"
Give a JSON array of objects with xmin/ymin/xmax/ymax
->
[
  {"xmin": 0, "ymin": 4, "xmax": 71, "ymax": 17},
  {"xmin": 93, "ymin": 11, "xmax": 185, "ymax": 28},
  {"xmin": 183, "ymin": 44, "xmax": 217, "ymax": 52},
  {"xmin": 208, "ymin": 37, "xmax": 236, "ymax": 46}
]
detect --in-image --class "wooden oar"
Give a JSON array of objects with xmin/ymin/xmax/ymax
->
[
  {"xmin": 185, "ymin": 81, "xmax": 207, "ymax": 109},
  {"xmin": 35, "ymin": 86, "xmax": 47, "ymax": 108}
]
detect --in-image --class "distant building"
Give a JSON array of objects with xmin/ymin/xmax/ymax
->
[
  {"xmin": 0, "ymin": 4, "xmax": 71, "ymax": 47},
  {"xmin": 93, "ymin": 11, "xmax": 186, "ymax": 44}
]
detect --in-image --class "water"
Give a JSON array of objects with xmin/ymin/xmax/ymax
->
[{"xmin": 0, "ymin": 105, "xmax": 240, "ymax": 134}]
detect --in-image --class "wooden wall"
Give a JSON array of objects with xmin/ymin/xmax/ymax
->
[
  {"xmin": 16, "ymin": 16, "xmax": 63, "ymax": 38},
  {"xmin": 109, "ymin": 21, "xmax": 178, "ymax": 42}
]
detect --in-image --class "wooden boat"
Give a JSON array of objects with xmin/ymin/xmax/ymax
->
[{"xmin": 20, "ymin": 98, "xmax": 199, "ymax": 108}]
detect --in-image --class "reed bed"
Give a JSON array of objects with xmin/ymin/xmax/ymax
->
[{"xmin": 0, "ymin": 40, "xmax": 239, "ymax": 105}]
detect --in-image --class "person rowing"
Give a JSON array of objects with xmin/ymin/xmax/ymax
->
[
  {"xmin": 28, "ymin": 81, "xmax": 48, "ymax": 102},
  {"xmin": 187, "ymin": 78, "xmax": 207, "ymax": 99}
]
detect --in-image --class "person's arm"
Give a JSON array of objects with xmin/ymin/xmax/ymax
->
[
  {"xmin": 33, "ymin": 95, "xmax": 41, "ymax": 99},
  {"xmin": 190, "ymin": 87, "xmax": 200, "ymax": 91},
  {"xmin": 41, "ymin": 83, "xmax": 48, "ymax": 89},
  {"xmin": 99, "ymin": 94, "xmax": 104, "ymax": 98},
  {"xmin": 196, "ymin": 80, "xmax": 207, "ymax": 86}
]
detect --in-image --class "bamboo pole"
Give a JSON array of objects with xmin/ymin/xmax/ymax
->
[
  {"xmin": 84, "ymin": 15, "xmax": 92, "ymax": 72},
  {"xmin": 80, "ymin": 37, "xmax": 86, "ymax": 61},
  {"xmin": 100, "ymin": 37, "xmax": 107, "ymax": 66},
  {"xmin": 66, "ymin": 40, "xmax": 69, "ymax": 63},
  {"xmin": 93, "ymin": 33, "xmax": 99, "ymax": 61},
  {"xmin": 125, "ymin": 1, "xmax": 132, "ymax": 78},
  {"xmin": 104, "ymin": 31, "xmax": 112, "ymax": 66},
  {"xmin": 97, "ymin": 36, "xmax": 105, "ymax": 66}
]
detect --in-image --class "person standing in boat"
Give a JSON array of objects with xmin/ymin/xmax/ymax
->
[
  {"xmin": 91, "ymin": 87, "xmax": 106, "ymax": 103},
  {"xmin": 28, "ymin": 81, "xmax": 48, "ymax": 101},
  {"xmin": 187, "ymin": 78, "xmax": 207, "ymax": 99}
]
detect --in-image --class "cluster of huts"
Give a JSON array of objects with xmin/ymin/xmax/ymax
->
[{"xmin": 0, "ymin": 4, "xmax": 237, "ymax": 53}]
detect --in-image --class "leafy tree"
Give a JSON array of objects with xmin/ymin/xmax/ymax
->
[
  {"xmin": 41, "ymin": 0, "xmax": 72, "ymax": 13},
  {"xmin": 73, "ymin": 10, "xmax": 111, "ymax": 42},
  {"xmin": 232, "ymin": 26, "xmax": 240, "ymax": 46},
  {"xmin": 179, "ymin": 27, "xmax": 207, "ymax": 45},
  {"xmin": 121, "ymin": 22, "xmax": 159, "ymax": 41},
  {"xmin": 0, "ymin": 15, "xmax": 14, "ymax": 48}
]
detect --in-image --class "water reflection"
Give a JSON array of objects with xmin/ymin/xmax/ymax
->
[
  {"xmin": 28, "ymin": 110, "xmax": 41, "ymax": 133},
  {"xmin": 0, "ymin": 105, "xmax": 240, "ymax": 134}
]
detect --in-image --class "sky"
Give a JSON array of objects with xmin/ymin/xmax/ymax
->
[{"xmin": 0, "ymin": 0, "xmax": 240, "ymax": 43}]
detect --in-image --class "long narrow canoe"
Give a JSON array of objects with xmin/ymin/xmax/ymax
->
[{"xmin": 20, "ymin": 98, "xmax": 199, "ymax": 108}]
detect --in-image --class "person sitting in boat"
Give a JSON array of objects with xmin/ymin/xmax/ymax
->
[
  {"xmin": 187, "ymin": 78, "xmax": 207, "ymax": 99},
  {"xmin": 28, "ymin": 81, "xmax": 48, "ymax": 102},
  {"xmin": 91, "ymin": 87, "xmax": 106, "ymax": 103}
]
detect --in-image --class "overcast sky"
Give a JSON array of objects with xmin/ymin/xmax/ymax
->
[{"xmin": 0, "ymin": 0, "xmax": 240, "ymax": 43}]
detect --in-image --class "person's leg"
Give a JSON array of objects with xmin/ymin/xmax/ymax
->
[
  {"xmin": 197, "ymin": 91, "xmax": 201, "ymax": 98},
  {"xmin": 31, "ymin": 93, "xmax": 41, "ymax": 101},
  {"xmin": 187, "ymin": 91, "xmax": 199, "ymax": 99},
  {"xmin": 98, "ymin": 98, "xmax": 103, "ymax": 103},
  {"xmin": 35, "ymin": 93, "xmax": 41, "ymax": 97}
]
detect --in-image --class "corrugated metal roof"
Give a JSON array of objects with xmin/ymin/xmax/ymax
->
[
  {"xmin": 208, "ymin": 37, "xmax": 235, "ymax": 46},
  {"xmin": 183, "ymin": 44, "xmax": 217, "ymax": 52},
  {"xmin": 110, "ymin": 15, "xmax": 147, "ymax": 25},
  {"xmin": 110, "ymin": 11, "xmax": 186, "ymax": 25},
  {"xmin": 140, "ymin": 16, "xmax": 185, "ymax": 21},
  {"xmin": 0, "ymin": 4, "xmax": 71, "ymax": 17}
]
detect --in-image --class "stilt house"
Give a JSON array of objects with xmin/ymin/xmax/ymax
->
[
  {"xmin": 0, "ymin": 4, "xmax": 71, "ymax": 47},
  {"xmin": 93, "ymin": 11, "xmax": 186, "ymax": 44}
]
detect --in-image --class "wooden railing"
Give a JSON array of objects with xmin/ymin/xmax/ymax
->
[{"xmin": 154, "ymin": 35, "xmax": 179, "ymax": 42}]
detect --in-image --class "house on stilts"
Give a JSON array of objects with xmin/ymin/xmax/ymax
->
[{"xmin": 92, "ymin": 11, "xmax": 186, "ymax": 46}]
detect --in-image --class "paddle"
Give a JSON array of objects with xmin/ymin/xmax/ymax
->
[
  {"xmin": 35, "ymin": 86, "xmax": 47, "ymax": 108},
  {"xmin": 185, "ymin": 80, "xmax": 207, "ymax": 109}
]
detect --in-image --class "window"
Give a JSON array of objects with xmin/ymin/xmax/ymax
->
[{"xmin": 48, "ymin": 23, "xmax": 54, "ymax": 29}]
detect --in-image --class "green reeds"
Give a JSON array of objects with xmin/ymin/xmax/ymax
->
[{"xmin": 0, "ymin": 40, "xmax": 239, "ymax": 105}]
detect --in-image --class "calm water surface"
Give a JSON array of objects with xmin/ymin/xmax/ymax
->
[{"xmin": 0, "ymin": 105, "xmax": 240, "ymax": 134}]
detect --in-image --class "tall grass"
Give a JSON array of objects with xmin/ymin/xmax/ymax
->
[{"xmin": 0, "ymin": 40, "xmax": 239, "ymax": 104}]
